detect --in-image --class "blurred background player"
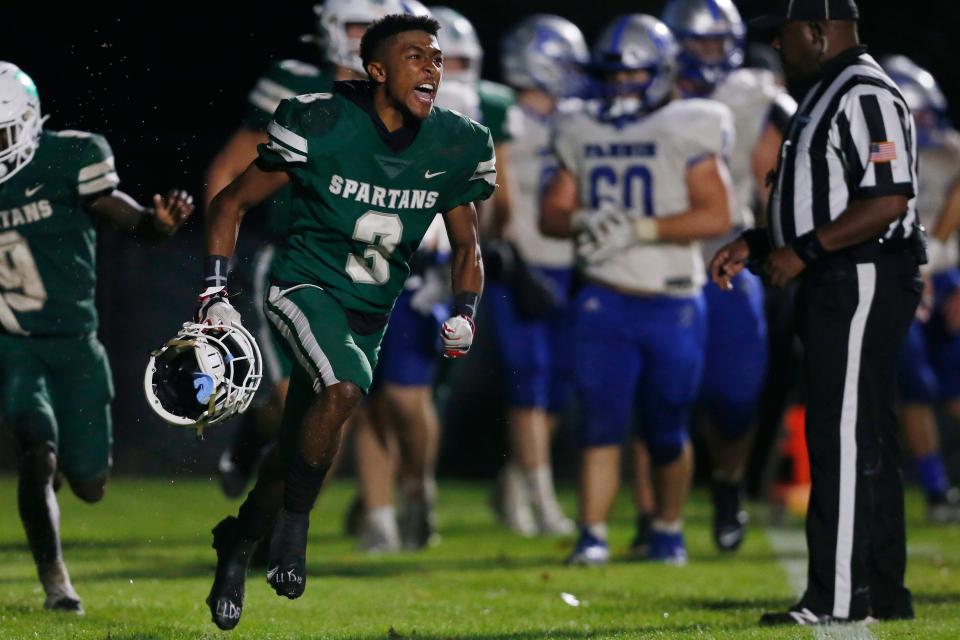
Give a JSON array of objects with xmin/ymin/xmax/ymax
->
[
  {"xmin": 206, "ymin": 0, "xmax": 406, "ymax": 498},
  {"xmin": 430, "ymin": 6, "xmax": 529, "ymax": 533},
  {"xmin": 479, "ymin": 14, "xmax": 592, "ymax": 537},
  {"xmin": 540, "ymin": 15, "xmax": 734, "ymax": 565},
  {"xmin": 0, "ymin": 62, "xmax": 193, "ymax": 613},
  {"xmin": 651, "ymin": 0, "xmax": 795, "ymax": 553},
  {"xmin": 883, "ymin": 55, "xmax": 960, "ymax": 523}
]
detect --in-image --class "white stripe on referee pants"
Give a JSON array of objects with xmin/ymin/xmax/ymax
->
[
  {"xmin": 265, "ymin": 285, "xmax": 339, "ymax": 392},
  {"xmin": 833, "ymin": 263, "xmax": 877, "ymax": 618}
]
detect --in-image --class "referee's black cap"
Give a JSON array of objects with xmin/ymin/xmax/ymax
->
[{"xmin": 750, "ymin": 0, "xmax": 859, "ymax": 29}]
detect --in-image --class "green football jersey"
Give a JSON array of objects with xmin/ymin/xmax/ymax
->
[
  {"xmin": 242, "ymin": 59, "xmax": 336, "ymax": 239},
  {"xmin": 260, "ymin": 84, "xmax": 496, "ymax": 315},
  {"xmin": 477, "ymin": 80, "xmax": 517, "ymax": 144},
  {"xmin": 0, "ymin": 130, "xmax": 118, "ymax": 336}
]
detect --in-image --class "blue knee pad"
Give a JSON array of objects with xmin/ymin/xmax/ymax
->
[
  {"xmin": 376, "ymin": 290, "xmax": 443, "ymax": 388},
  {"xmin": 898, "ymin": 321, "xmax": 939, "ymax": 403},
  {"xmin": 486, "ymin": 280, "xmax": 551, "ymax": 408},
  {"xmin": 701, "ymin": 273, "xmax": 768, "ymax": 438}
]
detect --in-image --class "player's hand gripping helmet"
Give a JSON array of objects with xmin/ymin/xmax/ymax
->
[
  {"xmin": 430, "ymin": 7, "xmax": 483, "ymax": 85},
  {"xmin": 501, "ymin": 15, "xmax": 590, "ymax": 99},
  {"xmin": 0, "ymin": 62, "xmax": 42, "ymax": 184},
  {"xmin": 661, "ymin": 0, "xmax": 745, "ymax": 96},
  {"xmin": 314, "ymin": 0, "xmax": 405, "ymax": 75},
  {"xmin": 144, "ymin": 322, "xmax": 263, "ymax": 436},
  {"xmin": 881, "ymin": 55, "xmax": 950, "ymax": 149},
  {"xmin": 590, "ymin": 15, "xmax": 680, "ymax": 120}
]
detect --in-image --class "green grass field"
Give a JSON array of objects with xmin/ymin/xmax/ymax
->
[{"xmin": 0, "ymin": 478, "xmax": 958, "ymax": 639}]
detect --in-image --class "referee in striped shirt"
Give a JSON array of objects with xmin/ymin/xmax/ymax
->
[{"xmin": 711, "ymin": 0, "xmax": 923, "ymax": 627}]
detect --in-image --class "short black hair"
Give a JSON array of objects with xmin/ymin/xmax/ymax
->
[{"xmin": 359, "ymin": 14, "xmax": 441, "ymax": 72}]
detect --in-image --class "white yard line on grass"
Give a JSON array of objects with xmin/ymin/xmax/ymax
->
[{"xmin": 766, "ymin": 526, "xmax": 877, "ymax": 640}]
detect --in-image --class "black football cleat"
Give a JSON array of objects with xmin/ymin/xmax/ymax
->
[
  {"xmin": 711, "ymin": 480, "xmax": 748, "ymax": 552},
  {"xmin": 206, "ymin": 516, "xmax": 258, "ymax": 630},
  {"xmin": 266, "ymin": 509, "xmax": 309, "ymax": 599}
]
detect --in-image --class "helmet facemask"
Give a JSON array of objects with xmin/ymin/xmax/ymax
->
[
  {"xmin": 660, "ymin": 0, "xmax": 745, "ymax": 97},
  {"xmin": 589, "ymin": 15, "xmax": 679, "ymax": 122},
  {"xmin": 313, "ymin": 0, "xmax": 405, "ymax": 75},
  {"xmin": 144, "ymin": 323, "xmax": 263, "ymax": 437},
  {"xmin": 501, "ymin": 16, "xmax": 590, "ymax": 99}
]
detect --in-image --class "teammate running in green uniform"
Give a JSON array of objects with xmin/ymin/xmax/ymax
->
[
  {"xmin": 198, "ymin": 14, "xmax": 495, "ymax": 630},
  {"xmin": 0, "ymin": 62, "xmax": 194, "ymax": 614}
]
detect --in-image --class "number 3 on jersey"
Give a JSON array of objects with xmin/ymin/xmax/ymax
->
[
  {"xmin": 346, "ymin": 211, "xmax": 404, "ymax": 285},
  {"xmin": 589, "ymin": 164, "xmax": 654, "ymax": 217}
]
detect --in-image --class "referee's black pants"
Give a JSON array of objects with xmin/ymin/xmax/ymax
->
[{"xmin": 796, "ymin": 250, "xmax": 920, "ymax": 620}]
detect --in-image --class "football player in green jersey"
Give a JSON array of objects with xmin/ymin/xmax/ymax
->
[
  {"xmin": 198, "ymin": 14, "xmax": 495, "ymax": 630},
  {"xmin": 208, "ymin": 0, "xmax": 410, "ymax": 499},
  {"xmin": 0, "ymin": 62, "xmax": 194, "ymax": 614}
]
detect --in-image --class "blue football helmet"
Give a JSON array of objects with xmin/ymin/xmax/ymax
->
[
  {"xmin": 501, "ymin": 15, "xmax": 590, "ymax": 99},
  {"xmin": 590, "ymin": 14, "xmax": 679, "ymax": 119},
  {"xmin": 881, "ymin": 55, "xmax": 950, "ymax": 149},
  {"xmin": 661, "ymin": 0, "xmax": 745, "ymax": 96}
]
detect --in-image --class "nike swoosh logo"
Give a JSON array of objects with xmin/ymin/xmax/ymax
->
[
  {"xmin": 25, "ymin": 184, "xmax": 44, "ymax": 197},
  {"xmin": 424, "ymin": 170, "xmax": 446, "ymax": 179}
]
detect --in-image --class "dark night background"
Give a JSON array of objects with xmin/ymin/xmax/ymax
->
[{"xmin": 1, "ymin": 1, "xmax": 959, "ymax": 476}]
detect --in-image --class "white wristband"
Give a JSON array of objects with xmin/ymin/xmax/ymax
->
[{"xmin": 632, "ymin": 217, "xmax": 659, "ymax": 242}]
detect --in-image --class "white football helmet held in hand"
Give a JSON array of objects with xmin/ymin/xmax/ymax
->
[{"xmin": 144, "ymin": 322, "xmax": 263, "ymax": 435}]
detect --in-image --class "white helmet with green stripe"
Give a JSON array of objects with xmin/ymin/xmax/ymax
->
[
  {"xmin": 314, "ymin": 0, "xmax": 407, "ymax": 74},
  {"xmin": 0, "ymin": 62, "xmax": 42, "ymax": 184}
]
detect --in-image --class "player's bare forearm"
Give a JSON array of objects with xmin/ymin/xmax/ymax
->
[
  {"xmin": 540, "ymin": 167, "xmax": 578, "ymax": 238},
  {"xmin": 932, "ymin": 179, "xmax": 960, "ymax": 242},
  {"xmin": 205, "ymin": 162, "xmax": 289, "ymax": 258},
  {"xmin": 87, "ymin": 189, "xmax": 194, "ymax": 243},
  {"xmin": 489, "ymin": 143, "xmax": 512, "ymax": 238},
  {"xmin": 814, "ymin": 195, "xmax": 909, "ymax": 252},
  {"xmin": 751, "ymin": 121, "xmax": 783, "ymax": 226},
  {"xmin": 656, "ymin": 155, "xmax": 732, "ymax": 243},
  {"xmin": 444, "ymin": 203, "xmax": 484, "ymax": 296},
  {"xmin": 204, "ymin": 127, "xmax": 268, "ymax": 208}
]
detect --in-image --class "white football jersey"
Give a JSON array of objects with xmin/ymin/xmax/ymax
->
[
  {"xmin": 917, "ymin": 129, "xmax": 960, "ymax": 273},
  {"xmin": 703, "ymin": 69, "xmax": 796, "ymax": 261},
  {"xmin": 505, "ymin": 103, "xmax": 576, "ymax": 268},
  {"xmin": 553, "ymin": 98, "xmax": 735, "ymax": 296}
]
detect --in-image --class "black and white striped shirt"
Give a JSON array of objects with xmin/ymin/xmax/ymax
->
[{"xmin": 769, "ymin": 47, "xmax": 919, "ymax": 248}]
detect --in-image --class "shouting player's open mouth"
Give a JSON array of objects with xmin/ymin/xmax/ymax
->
[{"xmin": 413, "ymin": 82, "xmax": 436, "ymax": 107}]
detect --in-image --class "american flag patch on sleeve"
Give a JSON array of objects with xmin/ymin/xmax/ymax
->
[{"xmin": 869, "ymin": 141, "xmax": 897, "ymax": 163}]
